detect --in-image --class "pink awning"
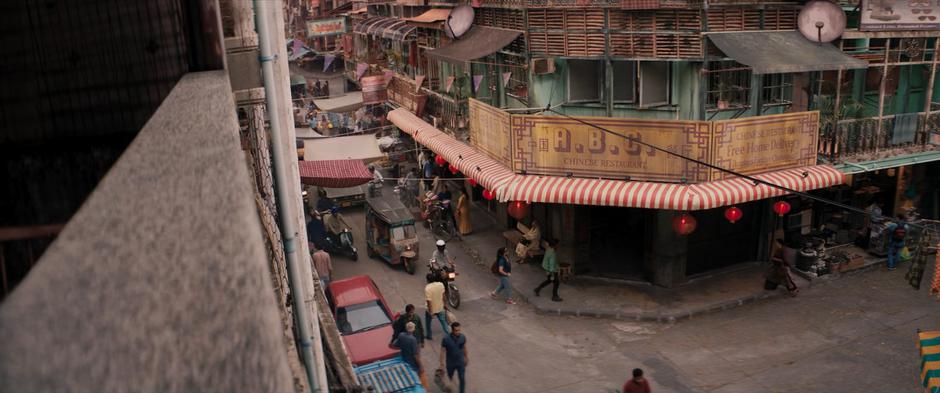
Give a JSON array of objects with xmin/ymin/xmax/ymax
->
[{"xmin": 298, "ymin": 159, "xmax": 372, "ymax": 188}]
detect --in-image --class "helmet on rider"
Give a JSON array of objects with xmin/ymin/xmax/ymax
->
[
  {"xmin": 330, "ymin": 206, "xmax": 339, "ymax": 215},
  {"xmin": 436, "ymin": 239, "xmax": 446, "ymax": 248}
]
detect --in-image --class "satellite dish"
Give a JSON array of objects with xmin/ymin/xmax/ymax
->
[
  {"xmin": 445, "ymin": 5, "xmax": 475, "ymax": 39},
  {"xmin": 798, "ymin": 0, "xmax": 847, "ymax": 43}
]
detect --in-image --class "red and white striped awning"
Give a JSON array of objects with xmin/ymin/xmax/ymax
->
[
  {"xmin": 388, "ymin": 109, "xmax": 516, "ymax": 193},
  {"xmin": 690, "ymin": 166, "xmax": 845, "ymax": 209},
  {"xmin": 387, "ymin": 108, "xmax": 846, "ymax": 211},
  {"xmin": 503, "ymin": 165, "xmax": 845, "ymax": 210}
]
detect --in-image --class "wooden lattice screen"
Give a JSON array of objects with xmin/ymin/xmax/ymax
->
[
  {"xmin": 706, "ymin": 7, "xmax": 798, "ymax": 31},
  {"xmin": 475, "ymin": 8, "xmax": 525, "ymax": 30}
]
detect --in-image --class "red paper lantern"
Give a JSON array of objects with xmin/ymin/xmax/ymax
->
[
  {"xmin": 773, "ymin": 201, "xmax": 791, "ymax": 217},
  {"xmin": 467, "ymin": 178, "xmax": 478, "ymax": 187},
  {"xmin": 434, "ymin": 155, "xmax": 446, "ymax": 166},
  {"xmin": 482, "ymin": 189, "xmax": 495, "ymax": 200},
  {"xmin": 672, "ymin": 213, "xmax": 697, "ymax": 236},
  {"xmin": 724, "ymin": 206, "xmax": 743, "ymax": 224},
  {"xmin": 448, "ymin": 164, "xmax": 458, "ymax": 174},
  {"xmin": 507, "ymin": 201, "xmax": 531, "ymax": 220}
]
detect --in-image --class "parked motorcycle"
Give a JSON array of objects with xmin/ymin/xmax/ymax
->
[
  {"xmin": 320, "ymin": 209, "xmax": 358, "ymax": 261},
  {"xmin": 428, "ymin": 259, "xmax": 460, "ymax": 309}
]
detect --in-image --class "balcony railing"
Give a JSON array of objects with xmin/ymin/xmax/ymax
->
[{"xmin": 818, "ymin": 112, "xmax": 940, "ymax": 163}]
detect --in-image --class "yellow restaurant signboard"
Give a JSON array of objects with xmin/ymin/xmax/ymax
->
[
  {"xmin": 510, "ymin": 115, "xmax": 712, "ymax": 183},
  {"xmin": 710, "ymin": 112, "xmax": 819, "ymax": 180},
  {"xmin": 469, "ymin": 99, "xmax": 513, "ymax": 163},
  {"xmin": 467, "ymin": 99, "xmax": 819, "ymax": 183}
]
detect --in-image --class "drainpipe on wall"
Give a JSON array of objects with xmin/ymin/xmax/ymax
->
[{"xmin": 254, "ymin": 0, "xmax": 322, "ymax": 391}]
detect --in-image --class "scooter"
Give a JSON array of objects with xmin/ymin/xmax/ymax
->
[
  {"xmin": 321, "ymin": 210, "xmax": 358, "ymax": 261},
  {"xmin": 428, "ymin": 259, "xmax": 460, "ymax": 309}
]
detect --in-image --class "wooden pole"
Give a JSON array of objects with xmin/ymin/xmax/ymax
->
[
  {"xmin": 922, "ymin": 37, "xmax": 939, "ymax": 144},
  {"xmin": 832, "ymin": 40, "xmax": 845, "ymax": 161},
  {"xmin": 876, "ymin": 39, "xmax": 891, "ymax": 155}
]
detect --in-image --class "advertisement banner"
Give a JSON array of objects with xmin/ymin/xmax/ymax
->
[
  {"xmin": 510, "ymin": 115, "xmax": 712, "ymax": 183},
  {"xmin": 711, "ymin": 112, "xmax": 819, "ymax": 180},
  {"xmin": 860, "ymin": 0, "xmax": 940, "ymax": 31},
  {"xmin": 469, "ymin": 99, "xmax": 513, "ymax": 163},
  {"xmin": 307, "ymin": 17, "xmax": 346, "ymax": 37}
]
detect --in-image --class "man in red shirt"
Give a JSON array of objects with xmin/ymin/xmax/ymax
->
[{"xmin": 622, "ymin": 368, "xmax": 651, "ymax": 393}]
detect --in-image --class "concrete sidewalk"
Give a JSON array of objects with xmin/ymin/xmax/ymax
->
[{"xmin": 454, "ymin": 201, "xmax": 886, "ymax": 323}]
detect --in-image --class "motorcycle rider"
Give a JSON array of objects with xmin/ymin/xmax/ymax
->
[
  {"xmin": 322, "ymin": 206, "xmax": 345, "ymax": 244},
  {"xmin": 431, "ymin": 240, "xmax": 456, "ymax": 271}
]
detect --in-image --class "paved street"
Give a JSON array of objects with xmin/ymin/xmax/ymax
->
[{"xmin": 328, "ymin": 206, "xmax": 939, "ymax": 393}]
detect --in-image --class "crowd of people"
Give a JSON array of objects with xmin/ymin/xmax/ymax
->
[{"xmin": 309, "ymin": 148, "xmax": 658, "ymax": 393}]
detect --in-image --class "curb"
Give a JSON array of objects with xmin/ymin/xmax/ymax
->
[{"xmin": 455, "ymin": 233, "xmax": 891, "ymax": 324}]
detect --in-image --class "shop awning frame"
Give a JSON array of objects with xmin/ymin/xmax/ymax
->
[
  {"xmin": 708, "ymin": 31, "xmax": 868, "ymax": 74},
  {"xmin": 388, "ymin": 108, "xmax": 847, "ymax": 210},
  {"xmin": 303, "ymin": 134, "xmax": 385, "ymax": 163},
  {"xmin": 404, "ymin": 8, "xmax": 451, "ymax": 24},
  {"xmin": 313, "ymin": 92, "xmax": 364, "ymax": 113},
  {"xmin": 425, "ymin": 26, "xmax": 522, "ymax": 65},
  {"xmin": 298, "ymin": 159, "xmax": 373, "ymax": 188},
  {"xmin": 353, "ymin": 17, "xmax": 417, "ymax": 41}
]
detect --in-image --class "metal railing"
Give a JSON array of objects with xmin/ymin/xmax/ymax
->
[{"xmin": 818, "ymin": 112, "xmax": 939, "ymax": 162}]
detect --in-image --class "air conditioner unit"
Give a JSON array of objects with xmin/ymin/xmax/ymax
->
[{"xmin": 532, "ymin": 58, "xmax": 556, "ymax": 75}]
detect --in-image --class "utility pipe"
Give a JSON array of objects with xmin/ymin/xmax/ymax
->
[
  {"xmin": 253, "ymin": 1, "xmax": 321, "ymax": 391},
  {"xmin": 844, "ymin": 161, "xmax": 870, "ymax": 173}
]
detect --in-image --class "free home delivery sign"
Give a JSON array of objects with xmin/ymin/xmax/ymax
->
[{"xmin": 307, "ymin": 18, "xmax": 346, "ymax": 37}]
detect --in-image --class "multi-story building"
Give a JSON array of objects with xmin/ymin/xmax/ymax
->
[{"xmin": 350, "ymin": 0, "xmax": 940, "ymax": 286}]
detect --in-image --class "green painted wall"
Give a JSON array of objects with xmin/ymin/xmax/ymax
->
[{"xmin": 527, "ymin": 59, "xmax": 701, "ymax": 120}]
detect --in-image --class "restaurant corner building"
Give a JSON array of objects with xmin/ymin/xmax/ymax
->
[{"xmin": 346, "ymin": 0, "xmax": 940, "ymax": 287}]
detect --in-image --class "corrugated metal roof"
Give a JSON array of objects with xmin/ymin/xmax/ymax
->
[{"xmin": 708, "ymin": 31, "xmax": 868, "ymax": 74}]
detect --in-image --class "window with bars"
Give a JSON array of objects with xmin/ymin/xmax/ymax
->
[
  {"xmin": 761, "ymin": 74, "xmax": 793, "ymax": 105},
  {"xmin": 706, "ymin": 61, "xmax": 750, "ymax": 109}
]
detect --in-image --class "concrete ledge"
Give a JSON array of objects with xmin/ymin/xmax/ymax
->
[{"xmin": 0, "ymin": 72, "xmax": 294, "ymax": 392}]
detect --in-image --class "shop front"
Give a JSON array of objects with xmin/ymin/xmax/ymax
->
[{"xmin": 388, "ymin": 101, "xmax": 846, "ymax": 286}]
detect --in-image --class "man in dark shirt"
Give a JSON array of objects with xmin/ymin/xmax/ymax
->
[
  {"xmin": 395, "ymin": 322, "xmax": 427, "ymax": 388},
  {"xmin": 622, "ymin": 368, "xmax": 651, "ymax": 393},
  {"xmin": 439, "ymin": 322, "xmax": 468, "ymax": 393},
  {"xmin": 391, "ymin": 304, "xmax": 424, "ymax": 347}
]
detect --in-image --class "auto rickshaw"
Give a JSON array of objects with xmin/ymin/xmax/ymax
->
[{"xmin": 364, "ymin": 191, "xmax": 420, "ymax": 274}]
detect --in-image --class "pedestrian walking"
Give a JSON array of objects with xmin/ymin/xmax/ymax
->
[
  {"xmin": 395, "ymin": 322, "xmax": 428, "ymax": 388},
  {"xmin": 534, "ymin": 238, "xmax": 563, "ymax": 302},
  {"xmin": 425, "ymin": 273, "xmax": 449, "ymax": 340},
  {"xmin": 311, "ymin": 244, "xmax": 332, "ymax": 289},
  {"xmin": 765, "ymin": 239, "xmax": 799, "ymax": 296},
  {"xmin": 886, "ymin": 214, "xmax": 908, "ymax": 270},
  {"xmin": 439, "ymin": 322, "xmax": 468, "ymax": 393},
  {"xmin": 490, "ymin": 247, "xmax": 515, "ymax": 304},
  {"xmin": 622, "ymin": 368, "xmax": 651, "ymax": 393},
  {"xmin": 456, "ymin": 188, "xmax": 472, "ymax": 235},
  {"xmin": 322, "ymin": 80, "xmax": 330, "ymax": 97},
  {"xmin": 391, "ymin": 304, "xmax": 425, "ymax": 348}
]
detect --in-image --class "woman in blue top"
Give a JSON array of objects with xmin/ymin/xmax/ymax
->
[{"xmin": 489, "ymin": 247, "xmax": 515, "ymax": 304}]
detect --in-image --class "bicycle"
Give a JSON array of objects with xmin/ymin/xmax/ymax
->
[{"xmin": 427, "ymin": 203, "xmax": 456, "ymax": 241}]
